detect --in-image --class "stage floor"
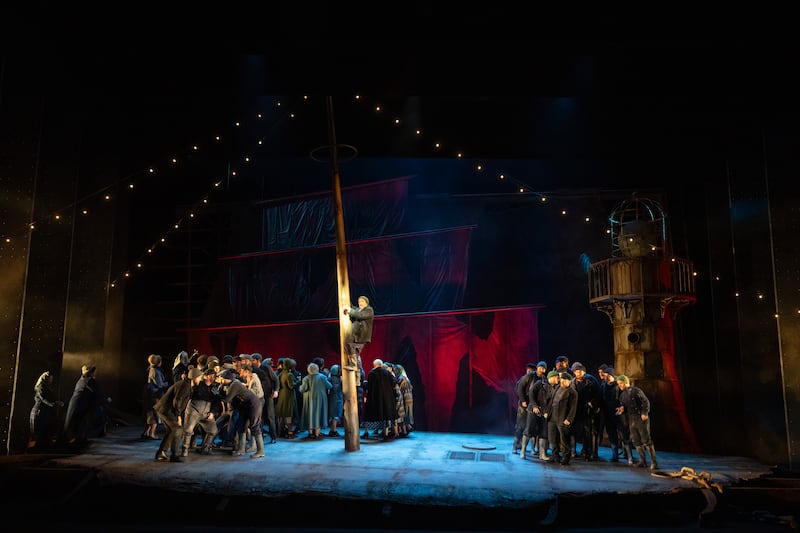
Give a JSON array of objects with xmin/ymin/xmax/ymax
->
[{"xmin": 0, "ymin": 425, "xmax": 794, "ymax": 532}]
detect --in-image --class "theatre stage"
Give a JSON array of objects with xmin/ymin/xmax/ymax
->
[{"xmin": 0, "ymin": 425, "xmax": 794, "ymax": 532}]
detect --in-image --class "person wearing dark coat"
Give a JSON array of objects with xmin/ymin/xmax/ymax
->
[
  {"xmin": 63, "ymin": 365, "xmax": 112, "ymax": 448},
  {"xmin": 522, "ymin": 368, "xmax": 551, "ymax": 460},
  {"xmin": 541, "ymin": 371, "xmax": 561, "ymax": 462},
  {"xmin": 343, "ymin": 295, "xmax": 374, "ymax": 368},
  {"xmin": 257, "ymin": 355, "xmax": 280, "ymax": 444},
  {"xmin": 513, "ymin": 363, "xmax": 538, "ymax": 455},
  {"xmin": 361, "ymin": 358, "xmax": 397, "ymax": 440},
  {"xmin": 153, "ymin": 368, "xmax": 198, "ymax": 462},
  {"xmin": 327, "ymin": 364, "xmax": 344, "ymax": 437},
  {"xmin": 548, "ymin": 372, "xmax": 578, "ymax": 465},
  {"xmin": 616, "ymin": 375, "xmax": 658, "ymax": 470},
  {"xmin": 220, "ymin": 372, "xmax": 264, "ymax": 458},
  {"xmin": 552, "ymin": 355, "xmax": 573, "ymax": 377},
  {"xmin": 29, "ymin": 370, "xmax": 64, "ymax": 450},
  {"xmin": 172, "ymin": 350, "xmax": 190, "ymax": 384},
  {"xmin": 600, "ymin": 367, "xmax": 627, "ymax": 462},
  {"xmin": 571, "ymin": 362, "xmax": 602, "ymax": 461},
  {"xmin": 181, "ymin": 368, "xmax": 221, "ymax": 456}
]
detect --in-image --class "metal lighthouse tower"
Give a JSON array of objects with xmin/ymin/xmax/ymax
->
[{"xmin": 588, "ymin": 194, "xmax": 700, "ymax": 452}]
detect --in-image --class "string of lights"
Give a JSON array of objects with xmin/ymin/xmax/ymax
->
[
  {"xmin": 2, "ymin": 94, "xmax": 781, "ymax": 311},
  {"xmin": 347, "ymin": 96, "xmax": 788, "ymax": 315}
]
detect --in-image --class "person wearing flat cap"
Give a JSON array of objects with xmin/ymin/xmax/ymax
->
[
  {"xmin": 615, "ymin": 375, "xmax": 658, "ymax": 470},
  {"xmin": 571, "ymin": 362, "xmax": 602, "ymax": 461},
  {"xmin": 521, "ymin": 362, "xmax": 554, "ymax": 460},
  {"xmin": 553, "ymin": 355, "xmax": 573, "ymax": 378},
  {"xmin": 343, "ymin": 295, "xmax": 374, "ymax": 368},
  {"xmin": 534, "ymin": 361, "xmax": 549, "ymax": 381},
  {"xmin": 63, "ymin": 364, "xmax": 112, "ymax": 449},
  {"xmin": 221, "ymin": 374, "xmax": 265, "ymax": 458},
  {"xmin": 512, "ymin": 363, "xmax": 538, "ymax": 455},
  {"xmin": 180, "ymin": 366, "xmax": 221, "ymax": 457},
  {"xmin": 599, "ymin": 366, "xmax": 624, "ymax": 462},
  {"xmin": 152, "ymin": 368, "xmax": 201, "ymax": 463},
  {"xmin": 547, "ymin": 371, "xmax": 578, "ymax": 465}
]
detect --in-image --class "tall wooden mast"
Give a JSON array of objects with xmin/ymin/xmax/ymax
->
[{"xmin": 326, "ymin": 96, "xmax": 360, "ymax": 451}]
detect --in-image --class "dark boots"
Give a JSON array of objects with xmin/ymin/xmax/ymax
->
[
  {"xmin": 250, "ymin": 433, "xmax": 265, "ymax": 458},
  {"xmin": 546, "ymin": 439, "xmax": 560, "ymax": 462},
  {"xmin": 610, "ymin": 444, "xmax": 620, "ymax": 462},
  {"xmin": 647, "ymin": 444, "xmax": 659, "ymax": 470},
  {"xmin": 538, "ymin": 438, "xmax": 548, "ymax": 460},
  {"xmin": 592, "ymin": 431, "xmax": 602, "ymax": 460},
  {"xmin": 199, "ymin": 433, "xmax": 215, "ymax": 455},
  {"xmin": 168, "ymin": 433, "xmax": 184, "ymax": 462},
  {"xmin": 181, "ymin": 433, "xmax": 192, "ymax": 457},
  {"xmin": 635, "ymin": 445, "xmax": 647, "ymax": 468},
  {"xmin": 232, "ymin": 432, "xmax": 247, "ymax": 456},
  {"xmin": 623, "ymin": 443, "xmax": 634, "ymax": 465},
  {"xmin": 245, "ymin": 429, "xmax": 256, "ymax": 453}
]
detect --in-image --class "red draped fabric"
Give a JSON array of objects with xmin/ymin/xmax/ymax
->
[
  {"xmin": 192, "ymin": 176, "xmax": 543, "ymax": 434},
  {"xmin": 186, "ymin": 305, "xmax": 540, "ymax": 433}
]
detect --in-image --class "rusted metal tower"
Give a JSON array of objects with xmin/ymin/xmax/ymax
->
[{"xmin": 588, "ymin": 193, "xmax": 700, "ymax": 452}]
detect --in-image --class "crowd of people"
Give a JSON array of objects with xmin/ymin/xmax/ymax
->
[
  {"xmin": 27, "ymin": 350, "xmax": 415, "ymax": 458},
  {"xmin": 512, "ymin": 355, "xmax": 659, "ymax": 470},
  {"xmin": 29, "ymin": 348, "xmax": 658, "ymax": 471},
  {"xmin": 27, "ymin": 294, "xmax": 396, "ymax": 456},
  {"xmin": 131, "ymin": 349, "xmax": 416, "ymax": 462}
]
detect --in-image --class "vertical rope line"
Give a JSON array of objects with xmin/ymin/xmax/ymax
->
[
  {"xmin": 762, "ymin": 128, "xmax": 793, "ymax": 469},
  {"xmin": 9, "ymin": 95, "xmax": 45, "ymax": 453}
]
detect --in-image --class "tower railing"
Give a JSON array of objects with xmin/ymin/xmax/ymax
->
[{"xmin": 588, "ymin": 256, "xmax": 696, "ymax": 304}]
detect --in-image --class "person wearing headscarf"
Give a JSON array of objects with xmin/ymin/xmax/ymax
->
[
  {"xmin": 172, "ymin": 350, "xmax": 190, "ymax": 384},
  {"xmin": 392, "ymin": 363, "xmax": 414, "ymax": 438},
  {"xmin": 63, "ymin": 365, "xmax": 112, "ymax": 448},
  {"xmin": 29, "ymin": 370, "xmax": 63, "ymax": 450},
  {"xmin": 361, "ymin": 358, "xmax": 397, "ymax": 441},
  {"xmin": 274, "ymin": 358, "xmax": 297, "ymax": 438},
  {"xmin": 299, "ymin": 362, "xmax": 332, "ymax": 440},
  {"xmin": 141, "ymin": 354, "xmax": 169, "ymax": 441},
  {"xmin": 327, "ymin": 364, "xmax": 344, "ymax": 437}
]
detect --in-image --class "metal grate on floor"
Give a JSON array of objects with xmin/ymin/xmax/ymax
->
[
  {"xmin": 448, "ymin": 451, "xmax": 506, "ymax": 462},
  {"xmin": 449, "ymin": 451, "xmax": 476, "ymax": 461},
  {"xmin": 478, "ymin": 452, "xmax": 506, "ymax": 462}
]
